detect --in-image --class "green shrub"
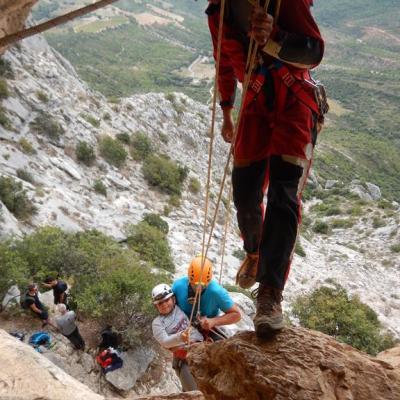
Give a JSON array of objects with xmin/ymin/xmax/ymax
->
[
  {"xmin": 125, "ymin": 221, "xmax": 175, "ymax": 272},
  {"xmin": 0, "ymin": 57, "xmax": 14, "ymax": 79},
  {"xmin": 0, "ymin": 107, "xmax": 11, "ymax": 129},
  {"xmin": 16, "ymin": 169, "xmax": 35, "ymax": 184},
  {"xmin": 81, "ymin": 113, "xmax": 100, "ymax": 128},
  {"xmin": 312, "ymin": 220, "xmax": 329, "ymax": 234},
  {"xmin": 292, "ymin": 283, "xmax": 398, "ymax": 355},
  {"xmin": 142, "ymin": 154, "xmax": 188, "ymax": 195},
  {"xmin": 1, "ymin": 227, "xmax": 164, "ymax": 345},
  {"xmin": 390, "ymin": 243, "xmax": 400, "ymax": 253},
  {"xmin": 331, "ymin": 218, "xmax": 355, "ymax": 229},
  {"xmin": 325, "ymin": 206, "xmax": 342, "ymax": 216},
  {"xmin": 73, "ymin": 257, "xmax": 161, "ymax": 346},
  {"xmin": 0, "ymin": 176, "xmax": 36, "ymax": 220},
  {"xmin": 76, "ymin": 141, "xmax": 96, "ymax": 166},
  {"xmin": 168, "ymin": 194, "xmax": 181, "ymax": 208},
  {"xmin": 188, "ymin": 177, "xmax": 201, "ymax": 194},
  {"xmin": 116, "ymin": 132, "xmax": 130, "ymax": 145},
  {"xmin": 143, "ymin": 213, "xmax": 169, "ymax": 234},
  {"xmin": 372, "ymin": 216, "xmax": 385, "ymax": 229},
  {"xmin": 18, "ymin": 138, "xmax": 36, "ymax": 155},
  {"xmin": 233, "ymin": 248, "xmax": 246, "ymax": 260},
  {"xmin": 36, "ymin": 90, "xmax": 49, "ymax": 103},
  {"xmin": 0, "ymin": 241, "xmax": 29, "ymax": 308},
  {"xmin": 130, "ymin": 132, "xmax": 153, "ymax": 161},
  {"xmin": 223, "ymin": 284, "xmax": 252, "ymax": 299},
  {"xmin": 377, "ymin": 200, "xmax": 394, "ymax": 210},
  {"xmin": 0, "ymin": 79, "xmax": 9, "ymax": 99},
  {"xmin": 93, "ymin": 179, "xmax": 107, "ymax": 196},
  {"xmin": 158, "ymin": 132, "xmax": 169, "ymax": 144},
  {"xmin": 103, "ymin": 112, "xmax": 111, "ymax": 121},
  {"xmin": 346, "ymin": 205, "xmax": 363, "ymax": 216},
  {"xmin": 99, "ymin": 136, "xmax": 127, "ymax": 168},
  {"xmin": 295, "ymin": 240, "xmax": 306, "ymax": 257},
  {"xmin": 30, "ymin": 112, "xmax": 65, "ymax": 143}
]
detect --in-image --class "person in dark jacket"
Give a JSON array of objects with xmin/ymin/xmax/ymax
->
[
  {"xmin": 22, "ymin": 283, "xmax": 49, "ymax": 327},
  {"xmin": 207, "ymin": 0, "xmax": 325, "ymax": 337},
  {"xmin": 43, "ymin": 276, "xmax": 68, "ymax": 306}
]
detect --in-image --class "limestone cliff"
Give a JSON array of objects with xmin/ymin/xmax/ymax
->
[{"xmin": 0, "ymin": 0, "xmax": 38, "ymax": 54}]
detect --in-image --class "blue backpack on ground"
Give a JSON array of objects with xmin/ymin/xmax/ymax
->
[{"xmin": 29, "ymin": 331, "xmax": 51, "ymax": 349}]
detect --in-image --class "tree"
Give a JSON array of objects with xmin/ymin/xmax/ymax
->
[{"xmin": 292, "ymin": 283, "xmax": 397, "ymax": 355}]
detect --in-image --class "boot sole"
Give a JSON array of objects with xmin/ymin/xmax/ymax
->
[
  {"xmin": 236, "ymin": 274, "xmax": 256, "ymax": 289},
  {"xmin": 255, "ymin": 320, "xmax": 284, "ymax": 338}
]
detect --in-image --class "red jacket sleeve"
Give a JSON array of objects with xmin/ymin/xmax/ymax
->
[{"xmin": 208, "ymin": 8, "xmax": 246, "ymax": 109}]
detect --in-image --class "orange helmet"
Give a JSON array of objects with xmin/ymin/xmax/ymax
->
[{"xmin": 188, "ymin": 256, "xmax": 213, "ymax": 286}]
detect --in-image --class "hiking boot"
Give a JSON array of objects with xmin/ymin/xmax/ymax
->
[
  {"xmin": 236, "ymin": 253, "xmax": 259, "ymax": 289},
  {"xmin": 253, "ymin": 284, "xmax": 284, "ymax": 337}
]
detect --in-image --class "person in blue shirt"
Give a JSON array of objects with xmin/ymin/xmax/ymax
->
[{"xmin": 172, "ymin": 256, "xmax": 241, "ymax": 335}]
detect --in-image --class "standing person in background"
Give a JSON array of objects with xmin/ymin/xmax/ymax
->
[
  {"xmin": 172, "ymin": 256, "xmax": 241, "ymax": 340},
  {"xmin": 43, "ymin": 276, "xmax": 68, "ymax": 307},
  {"xmin": 151, "ymin": 283, "xmax": 204, "ymax": 392},
  {"xmin": 207, "ymin": 0, "xmax": 325, "ymax": 337},
  {"xmin": 55, "ymin": 303, "xmax": 85, "ymax": 350}
]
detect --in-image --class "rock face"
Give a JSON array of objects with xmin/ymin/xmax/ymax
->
[
  {"xmin": 105, "ymin": 347, "xmax": 155, "ymax": 391},
  {"xmin": 0, "ymin": 0, "xmax": 38, "ymax": 54},
  {"xmin": 135, "ymin": 394, "xmax": 204, "ymax": 400},
  {"xmin": 0, "ymin": 329, "xmax": 106, "ymax": 400},
  {"xmin": 188, "ymin": 328, "xmax": 400, "ymax": 400}
]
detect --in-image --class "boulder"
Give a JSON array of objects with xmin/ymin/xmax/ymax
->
[
  {"xmin": 105, "ymin": 346, "xmax": 155, "ymax": 392},
  {"xmin": 377, "ymin": 345, "xmax": 400, "ymax": 369},
  {"xmin": 2, "ymin": 284, "xmax": 20, "ymax": 309},
  {"xmin": 0, "ymin": 329, "xmax": 106, "ymax": 400},
  {"xmin": 188, "ymin": 327, "xmax": 400, "ymax": 400},
  {"xmin": 366, "ymin": 182, "xmax": 382, "ymax": 201},
  {"xmin": 134, "ymin": 393, "xmax": 204, "ymax": 400}
]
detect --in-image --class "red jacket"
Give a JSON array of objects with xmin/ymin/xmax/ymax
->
[{"xmin": 207, "ymin": 0, "xmax": 324, "ymax": 109}]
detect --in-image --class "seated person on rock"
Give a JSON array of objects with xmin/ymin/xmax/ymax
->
[
  {"xmin": 55, "ymin": 303, "xmax": 85, "ymax": 350},
  {"xmin": 42, "ymin": 276, "xmax": 68, "ymax": 307},
  {"xmin": 151, "ymin": 283, "xmax": 203, "ymax": 392},
  {"xmin": 172, "ymin": 256, "xmax": 241, "ymax": 340},
  {"xmin": 22, "ymin": 283, "xmax": 49, "ymax": 327}
]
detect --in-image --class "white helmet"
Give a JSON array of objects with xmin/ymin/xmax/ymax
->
[{"xmin": 152, "ymin": 283, "xmax": 174, "ymax": 304}]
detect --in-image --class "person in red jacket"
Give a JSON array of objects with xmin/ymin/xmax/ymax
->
[{"xmin": 206, "ymin": 0, "xmax": 325, "ymax": 337}]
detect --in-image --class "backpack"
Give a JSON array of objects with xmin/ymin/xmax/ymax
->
[
  {"xmin": 29, "ymin": 331, "xmax": 51, "ymax": 347},
  {"xmin": 20, "ymin": 292, "xmax": 31, "ymax": 309}
]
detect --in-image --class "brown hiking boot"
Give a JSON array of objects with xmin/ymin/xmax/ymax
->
[
  {"xmin": 253, "ymin": 284, "xmax": 284, "ymax": 337},
  {"xmin": 236, "ymin": 253, "xmax": 259, "ymax": 289}
]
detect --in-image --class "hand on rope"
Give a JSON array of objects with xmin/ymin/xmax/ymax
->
[
  {"xmin": 250, "ymin": 6, "xmax": 274, "ymax": 46},
  {"xmin": 198, "ymin": 316, "xmax": 216, "ymax": 331},
  {"xmin": 180, "ymin": 328, "xmax": 191, "ymax": 344}
]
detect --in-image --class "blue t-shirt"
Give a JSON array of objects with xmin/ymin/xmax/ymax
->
[{"xmin": 172, "ymin": 277, "xmax": 234, "ymax": 318}]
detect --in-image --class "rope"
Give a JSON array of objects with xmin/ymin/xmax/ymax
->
[
  {"xmin": 188, "ymin": 1, "xmax": 271, "ymax": 344},
  {"xmin": 0, "ymin": 0, "xmax": 120, "ymax": 48},
  {"xmin": 187, "ymin": 0, "xmax": 227, "ymax": 342},
  {"xmin": 218, "ymin": 183, "xmax": 233, "ymax": 284}
]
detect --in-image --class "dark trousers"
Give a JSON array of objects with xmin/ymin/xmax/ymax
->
[
  {"xmin": 65, "ymin": 327, "xmax": 85, "ymax": 350},
  {"xmin": 232, "ymin": 156, "xmax": 308, "ymax": 290}
]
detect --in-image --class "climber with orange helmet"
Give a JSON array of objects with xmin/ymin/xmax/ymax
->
[{"xmin": 172, "ymin": 256, "xmax": 241, "ymax": 336}]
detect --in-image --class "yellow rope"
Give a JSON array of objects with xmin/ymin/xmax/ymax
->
[{"xmin": 188, "ymin": 0, "xmax": 227, "ymax": 340}]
